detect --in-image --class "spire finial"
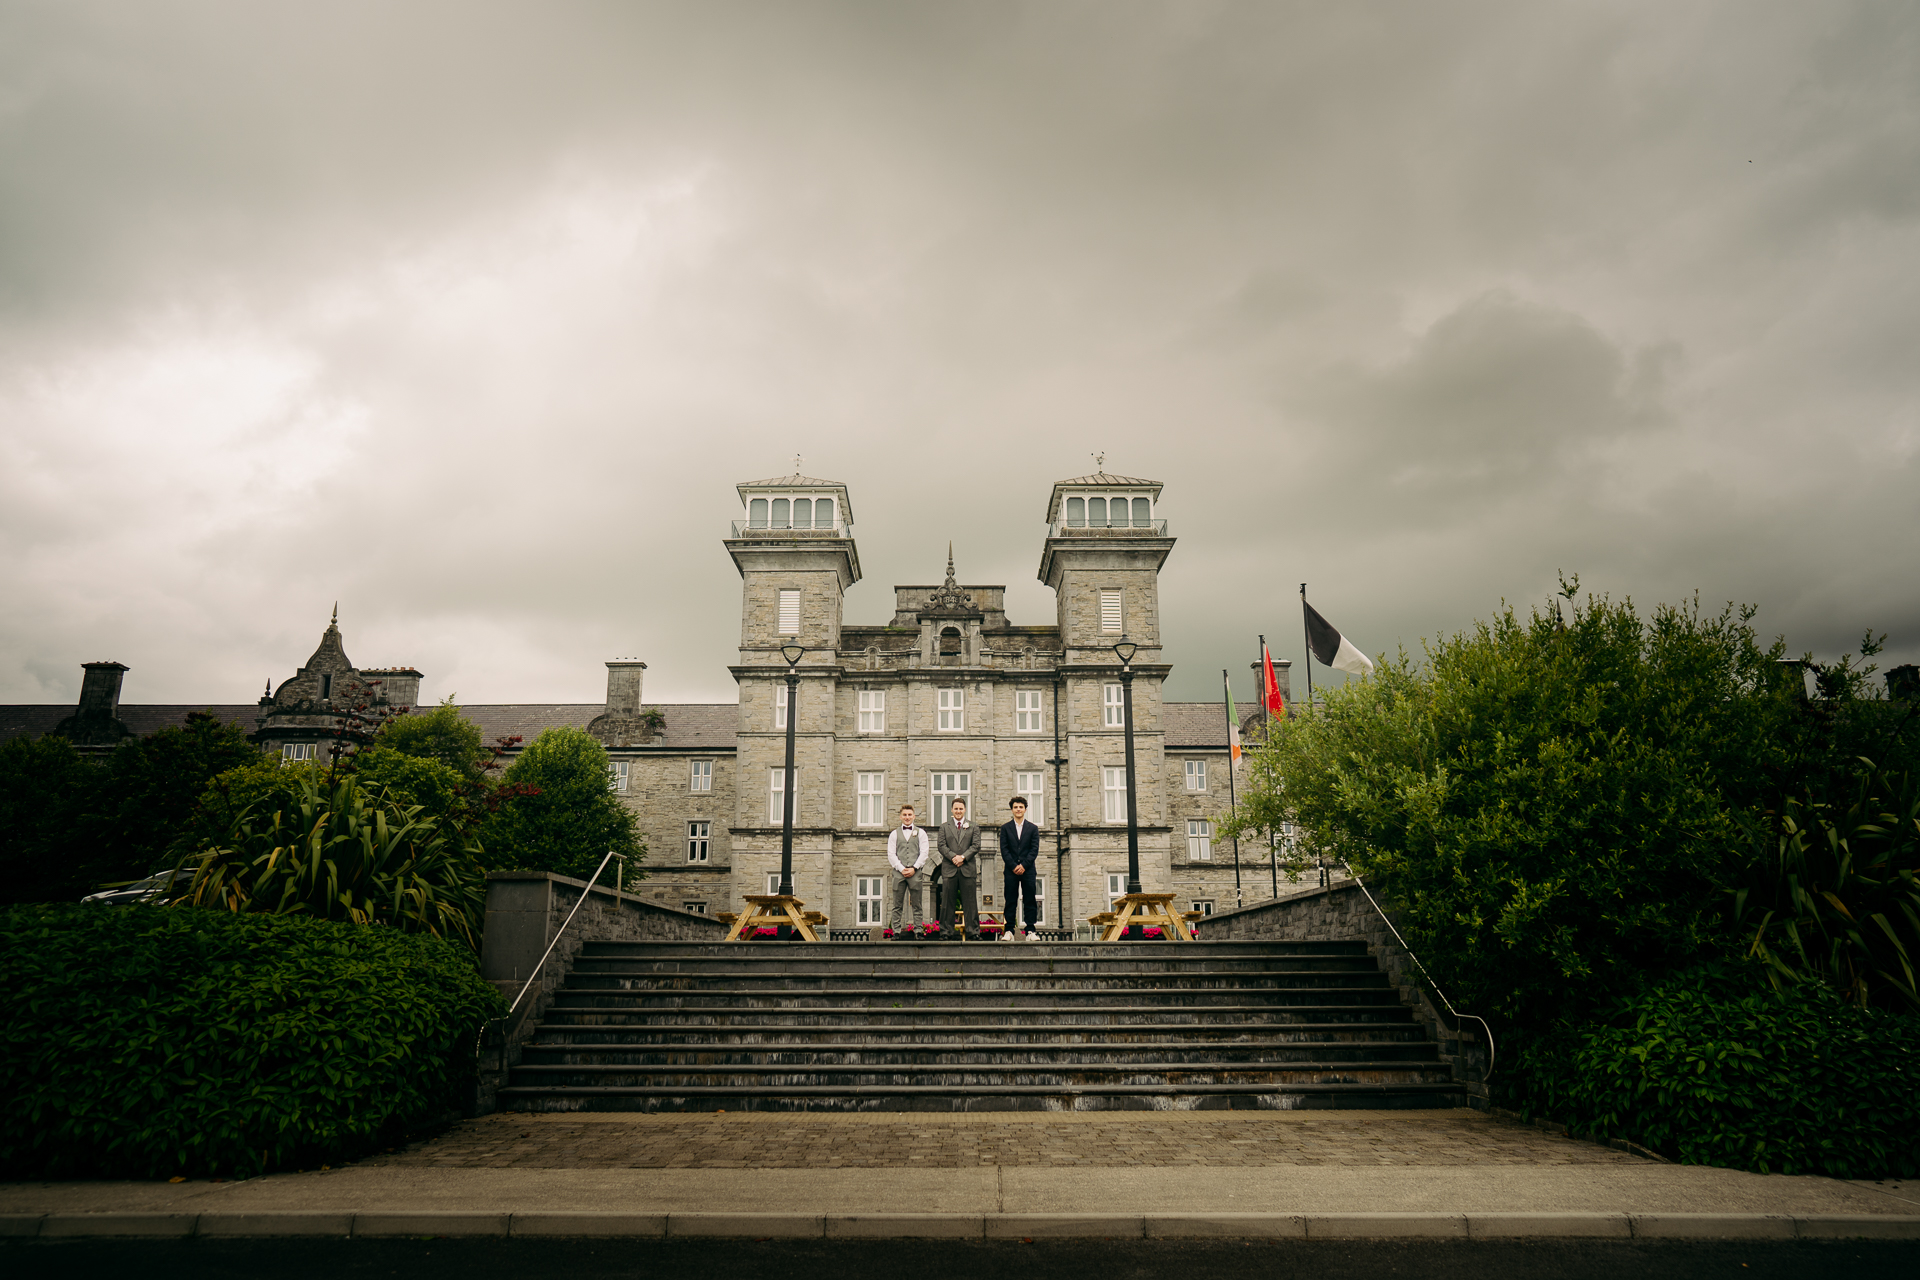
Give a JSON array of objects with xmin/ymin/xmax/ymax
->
[
  {"xmin": 945, "ymin": 541, "xmax": 956, "ymax": 585},
  {"xmin": 1093, "ymin": 451, "xmax": 1105, "ymax": 472},
  {"xmin": 331, "ymin": 601, "xmax": 338, "ymax": 626},
  {"xmin": 264, "ymin": 678, "xmax": 272, "ymax": 697},
  {"xmin": 793, "ymin": 452, "xmax": 802, "ymax": 475}
]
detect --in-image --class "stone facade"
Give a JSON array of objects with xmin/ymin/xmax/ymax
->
[{"xmin": 585, "ymin": 469, "xmax": 1281, "ymax": 931}]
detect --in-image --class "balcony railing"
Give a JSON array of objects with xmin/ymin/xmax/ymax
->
[
  {"xmin": 1048, "ymin": 518, "xmax": 1169, "ymax": 537},
  {"xmin": 730, "ymin": 520, "xmax": 851, "ymax": 538}
]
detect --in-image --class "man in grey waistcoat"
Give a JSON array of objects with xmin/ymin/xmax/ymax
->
[
  {"xmin": 885, "ymin": 804, "xmax": 930, "ymax": 939},
  {"xmin": 935, "ymin": 798, "xmax": 983, "ymax": 941}
]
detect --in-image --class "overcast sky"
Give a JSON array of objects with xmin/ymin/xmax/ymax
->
[{"xmin": 3, "ymin": 1, "xmax": 1915, "ymax": 710}]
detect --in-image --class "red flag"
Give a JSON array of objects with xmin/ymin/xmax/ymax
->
[{"xmin": 1262, "ymin": 645, "xmax": 1286, "ymax": 718}]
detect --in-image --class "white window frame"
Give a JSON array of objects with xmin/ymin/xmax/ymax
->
[
  {"xmin": 937, "ymin": 687, "xmax": 965, "ymax": 731},
  {"xmin": 857, "ymin": 772, "xmax": 886, "ymax": 827},
  {"xmin": 774, "ymin": 682, "xmax": 788, "ymax": 730},
  {"xmin": 1013, "ymin": 771, "xmax": 1045, "ymax": 826},
  {"xmin": 777, "ymin": 588, "xmax": 800, "ymax": 635},
  {"xmin": 1187, "ymin": 818, "xmax": 1213, "ymax": 861},
  {"xmin": 857, "ymin": 689, "xmax": 885, "ymax": 733},
  {"xmin": 1185, "ymin": 759, "xmax": 1206, "ymax": 791},
  {"xmin": 684, "ymin": 900, "xmax": 708, "ymax": 914},
  {"xmin": 281, "ymin": 742, "xmax": 315, "ymax": 762},
  {"xmin": 690, "ymin": 759, "xmax": 713, "ymax": 792},
  {"xmin": 856, "ymin": 876, "xmax": 883, "ymax": 925},
  {"xmin": 766, "ymin": 873, "xmax": 785, "ymax": 895},
  {"xmin": 769, "ymin": 766, "xmax": 798, "ymax": 826},
  {"xmin": 608, "ymin": 760, "xmax": 630, "ymax": 792},
  {"xmin": 1103, "ymin": 683, "xmax": 1124, "ymax": 727},
  {"xmin": 1031, "ymin": 874, "xmax": 1047, "ymax": 926},
  {"xmin": 1193, "ymin": 900, "xmax": 1214, "ymax": 916},
  {"xmin": 1099, "ymin": 589, "xmax": 1122, "ymax": 633},
  {"xmin": 931, "ymin": 771, "xmax": 971, "ymax": 825},
  {"xmin": 1102, "ymin": 766, "xmax": 1128, "ymax": 823},
  {"xmin": 687, "ymin": 820, "xmax": 711, "ymax": 862},
  {"xmin": 1015, "ymin": 689, "xmax": 1044, "ymax": 733},
  {"xmin": 1107, "ymin": 873, "xmax": 1126, "ymax": 906}
]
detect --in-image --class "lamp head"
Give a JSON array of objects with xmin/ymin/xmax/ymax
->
[
  {"xmin": 1112, "ymin": 637, "xmax": 1138, "ymax": 666},
  {"xmin": 779, "ymin": 643, "xmax": 806, "ymax": 667}
]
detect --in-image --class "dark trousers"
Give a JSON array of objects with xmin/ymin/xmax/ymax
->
[
  {"xmin": 1003, "ymin": 866, "xmax": 1040, "ymax": 935},
  {"xmin": 938, "ymin": 873, "xmax": 980, "ymax": 939}
]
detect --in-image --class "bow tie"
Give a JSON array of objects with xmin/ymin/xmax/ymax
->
[{"xmin": 903, "ymin": 826, "xmax": 915, "ymax": 832}]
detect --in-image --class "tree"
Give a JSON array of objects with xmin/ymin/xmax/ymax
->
[
  {"xmin": 373, "ymin": 699, "xmax": 490, "ymax": 784},
  {"xmin": 484, "ymin": 727, "xmax": 643, "ymax": 879},
  {"xmin": 0, "ymin": 735, "xmax": 99, "ymax": 904},
  {"xmin": 1228, "ymin": 585, "xmax": 1810, "ymax": 1036}
]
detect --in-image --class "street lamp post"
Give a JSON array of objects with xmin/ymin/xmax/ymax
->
[
  {"xmin": 778, "ymin": 643, "xmax": 805, "ymax": 924},
  {"xmin": 1113, "ymin": 638, "xmax": 1142, "ymax": 903}
]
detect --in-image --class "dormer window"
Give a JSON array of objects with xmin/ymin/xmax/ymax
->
[{"xmin": 750, "ymin": 498, "xmax": 768, "ymax": 528}]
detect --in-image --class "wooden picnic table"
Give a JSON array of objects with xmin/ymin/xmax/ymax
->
[
  {"xmin": 724, "ymin": 894, "xmax": 820, "ymax": 942},
  {"xmin": 1092, "ymin": 893, "xmax": 1195, "ymax": 942}
]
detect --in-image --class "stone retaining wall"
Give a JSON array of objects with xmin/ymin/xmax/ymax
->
[
  {"xmin": 475, "ymin": 870, "xmax": 729, "ymax": 1112},
  {"xmin": 1201, "ymin": 882, "xmax": 1492, "ymax": 1106}
]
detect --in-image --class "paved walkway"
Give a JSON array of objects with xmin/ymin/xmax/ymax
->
[
  {"xmin": 369, "ymin": 1108, "xmax": 1643, "ymax": 1169},
  {"xmin": 6, "ymin": 1110, "xmax": 1917, "ymax": 1239}
]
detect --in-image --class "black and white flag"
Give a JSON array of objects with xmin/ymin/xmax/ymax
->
[{"xmin": 1303, "ymin": 600, "xmax": 1376, "ymax": 677}]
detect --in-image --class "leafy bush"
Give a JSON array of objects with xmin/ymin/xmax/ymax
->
[
  {"xmin": 0, "ymin": 904, "xmax": 503, "ymax": 1180},
  {"xmin": 1515, "ymin": 974, "xmax": 1920, "ymax": 1178},
  {"xmin": 1231, "ymin": 586, "xmax": 1805, "ymax": 1030},
  {"xmin": 1731, "ymin": 762, "xmax": 1920, "ymax": 1012},
  {"xmin": 485, "ymin": 726, "xmax": 643, "ymax": 879},
  {"xmin": 174, "ymin": 770, "xmax": 488, "ymax": 949},
  {"xmin": 374, "ymin": 699, "xmax": 491, "ymax": 784}
]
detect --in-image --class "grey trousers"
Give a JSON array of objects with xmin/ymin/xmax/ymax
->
[
  {"xmin": 938, "ymin": 872, "xmax": 980, "ymax": 938},
  {"xmin": 888, "ymin": 869, "xmax": 926, "ymax": 931}
]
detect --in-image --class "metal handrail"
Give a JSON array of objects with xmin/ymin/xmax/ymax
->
[
  {"xmin": 1341, "ymin": 861, "xmax": 1496, "ymax": 1081},
  {"xmin": 475, "ymin": 851, "xmax": 624, "ymax": 1065}
]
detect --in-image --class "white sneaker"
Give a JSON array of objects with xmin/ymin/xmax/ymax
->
[{"xmin": 998, "ymin": 931, "xmax": 1012, "ymax": 941}]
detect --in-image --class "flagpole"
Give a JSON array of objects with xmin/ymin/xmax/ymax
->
[
  {"xmin": 1300, "ymin": 584, "xmax": 1313, "ymax": 709},
  {"xmin": 1222, "ymin": 668, "xmax": 1241, "ymax": 910},
  {"xmin": 1258, "ymin": 635, "xmax": 1278, "ymax": 899}
]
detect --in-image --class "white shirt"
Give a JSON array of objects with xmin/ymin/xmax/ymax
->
[
  {"xmin": 1012, "ymin": 820, "xmax": 1027, "ymax": 839},
  {"xmin": 887, "ymin": 825, "xmax": 929, "ymax": 872}
]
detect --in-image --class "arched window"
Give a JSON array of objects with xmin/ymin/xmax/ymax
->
[
  {"xmin": 793, "ymin": 498, "xmax": 812, "ymax": 529},
  {"xmin": 815, "ymin": 498, "xmax": 835, "ymax": 530},
  {"xmin": 1066, "ymin": 497, "xmax": 1085, "ymax": 527},
  {"xmin": 749, "ymin": 498, "xmax": 768, "ymax": 528},
  {"xmin": 1089, "ymin": 497, "xmax": 1107, "ymax": 527},
  {"xmin": 1132, "ymin": 496, "xmax": 1150, "ymax": 526},
  {"xmin": 772, "ymin": 498, "xmax": 790, "ymax": 529}
]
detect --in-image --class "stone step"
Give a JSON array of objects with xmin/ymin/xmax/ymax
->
[
  {"xmin": 516, "ymin": 1044, "xmax": 1446, "ymax": 1067},
  {"xmin": 494, "ymin": 1081, "xmax": 1468, "ymax": 1113},
  {"xmin": 539, "ymin": 1004, "xmax": 1419, "ymax": 1027},
  {"xmin": 530, "ymin": 1023, "xmax": 1434, "ymax": 1045},
  {"xmin": 560, "ymin": 982, "xmax": 1397, "ymax": 997},
  {"xmin": 570, "ymin": 957, "xmax": 1382, "ymax": 976},
  {"xmin": 579, "ymin": 941, "xmax": 1372, "ymax": 959},
  {"xmin": 505, "ymin": 1063, "xmax": 1460, "ymax": 1088},
  {"xmin": 549, "ymin": 987, "xmax": 1409, "ymax": 1009}
]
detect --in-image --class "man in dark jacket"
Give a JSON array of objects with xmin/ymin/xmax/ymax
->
[{"xmin": 998, "ymin": 796, "xmax": 1041, "ymax": 941}]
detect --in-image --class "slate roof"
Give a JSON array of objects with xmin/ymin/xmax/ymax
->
[
  {"xmin": 0, "ymin": 704, "xmax": 261, "ymax": 745},
  {"xmin": 1163, "ymin": 702, "xmax": 1230, "ymax": 749},
  {"xmin": 0, "ymin": 702, "xmax": 740, "ymax": 752},
  {"xmin": 1052, "ymin": 471, "xmax": 1161, "ymax": 487},
  {"xmin": 459, "ymin": 703, "xmax": 738, "ymax": 751}
]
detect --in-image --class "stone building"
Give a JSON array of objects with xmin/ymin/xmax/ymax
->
[{"xmin": 3, "ymin": 469, "xmax": 1293, "ymax": 926}]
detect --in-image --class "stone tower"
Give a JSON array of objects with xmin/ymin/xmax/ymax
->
[{"xmin": 723, "ymin": 472, "xmax": 861, "ymax": 906}]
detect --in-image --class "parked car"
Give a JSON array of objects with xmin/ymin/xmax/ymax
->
[{"xmin": 81, "ymin": 868, "xmax": 195, "ymax": 906}]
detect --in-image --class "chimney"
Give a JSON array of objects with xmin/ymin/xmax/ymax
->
[
  {"xmin": 606, "ymin": 660, "xmax": 646, "ymax": 716},
  {"xmin": 78, "ymin": 662, "xmax": 129, "ymax": 719},
  {"xmin": 362, "ymin": 667, "xmax": 423, "ymax": 709}
]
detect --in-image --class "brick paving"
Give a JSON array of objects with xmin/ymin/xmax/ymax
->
[{"xmin": 365, "ymin": 1109, "xmax": 1643, "ymax": 1170}]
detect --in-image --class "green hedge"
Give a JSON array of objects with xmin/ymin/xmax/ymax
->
[
  {"xmin": 0, "ymin": 904, "xmax": 504, "ymax": 1180},
  {"xmin": 1515, "ymin": 976, "xmax": 1920, "ymax": 1178}
]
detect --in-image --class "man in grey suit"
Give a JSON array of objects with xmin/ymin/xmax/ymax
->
[
  {"xmin": 885, "ymin": 804, "xmax": 929, "ymax": 939},
  {"xmin": 935, "ymin": 798, "xmax": 983, "ymax": 941}
]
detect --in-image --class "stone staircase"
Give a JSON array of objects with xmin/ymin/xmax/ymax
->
[{"xmin": 495, "ymin": 940, "xmax": 1467, "ymax": 1113}]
